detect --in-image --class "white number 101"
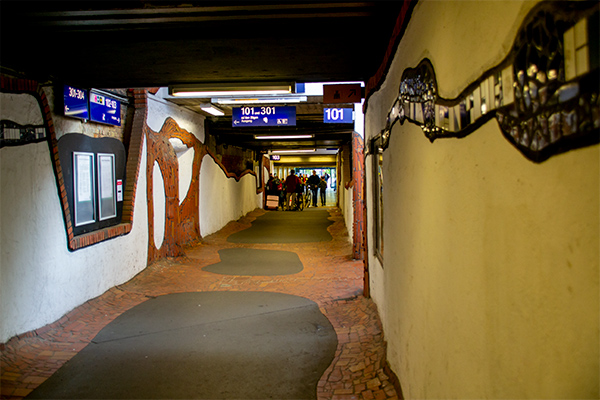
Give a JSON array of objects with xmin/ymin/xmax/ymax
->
[{"xmin": 325, "ymin": 108, "xmax": 344, "ymax": 120}]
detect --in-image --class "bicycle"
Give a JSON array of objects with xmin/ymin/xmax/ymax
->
[
  {"xmin": 294, "ymin": 192, "xmax": 304, "ymax": 211},
  {"xmin": 304, "ymin": 189, "xmax": 312, "ymax": 208}
]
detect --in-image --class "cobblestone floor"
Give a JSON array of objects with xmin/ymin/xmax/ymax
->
[{"xmin": 1, "ymin": 207, "xmax": 400, "ymax": 400}]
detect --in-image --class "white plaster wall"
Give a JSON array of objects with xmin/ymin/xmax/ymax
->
[
  {"xmin": 147, "ymin": 88, "xmax": 205, "ymax": 143},
  {"xmin": 169, "ymin": 138, "xmax": 195, "ymax": 205},
  {"xmin": 1, "ymin": 93, "xmax": 44, "ymax": 126},
  {"xmin": 263, "ymin": 166, "xmax": 269, "ymax": 187},
  {"xmin": 0, "ymin": 136, "xmax": 148, "ymax": 343},
  {"xmin": 152, "ymin": 161, "xmax": 166, "ymax": 250},
  {"xmin": 199, "ymin": 154, "xmax": 262, "ymax": 237},
  {"xmin": 342, "ymin": 186, "xmax": 353, "ymax": 245},
  {"xmin": 365, "ymin": 0, "xmax": 599, "ymax": 398},
  {"xmin": 364, "ymin": 154, "xmax": 385, "ymax": 317}
]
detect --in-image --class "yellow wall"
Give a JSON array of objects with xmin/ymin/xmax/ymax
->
[{"xmin": 366, "ymin": 1, "xmax": 599, "ymax": 398}]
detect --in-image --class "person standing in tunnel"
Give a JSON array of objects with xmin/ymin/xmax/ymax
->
[
  {"xmin": 284, "ymin": 170, "xmax": 300, "ymax": 211},
  {"xmin": 318, "ymin": 175, "xmax": 328, "ymax": 206},
  {"xmin": 306, "ymin": 170, "xmax": 320, "ymax": 207}
]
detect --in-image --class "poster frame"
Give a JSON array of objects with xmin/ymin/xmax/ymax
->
[
  {"xmin": 73, "ymin": 151, "xmax": 96, "ymax": 227},
  {"xmin": 97, "ymin": 152, "xmax": 117, "ymax": 221}
]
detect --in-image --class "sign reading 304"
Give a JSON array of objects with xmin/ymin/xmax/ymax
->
[{"xmin": 232, "ymin": 106, "xmax": 296, "ymax": 127}]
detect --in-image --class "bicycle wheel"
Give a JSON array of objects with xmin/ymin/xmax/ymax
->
[
  {"xmin": 305, "ymin": 191, "xmax": 311, "ymax": 207},
  {"xmin": 298, "ymin": 194, "xmax": 304, "ymax": 211}
]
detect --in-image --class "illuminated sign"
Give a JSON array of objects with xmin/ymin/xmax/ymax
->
[
  {"xmin": 90, "ymin": 92, "xmax": 121, "ymax": 126},
  {"xmin": 323, "ymin": 84, "xmax": 362, "ymax": 103},
  {"xmin": 232, "ymin": 106, "xmax": 296, "ymax": 127},
  {"xmin": 63, "ymin": 85, "xmax": 89, "ymax": 120},
  {"xmin": 270, "ymin": 155, "xmax": 281, "ymax": 161},
  {"xmin": 323, "ymin": 108, "xmax": 353, "ymax": 123}
]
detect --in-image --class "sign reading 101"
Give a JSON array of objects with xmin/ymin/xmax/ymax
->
[{"xmin": 323, "ymin": 108, "xmax": 353, "ymax": 123}]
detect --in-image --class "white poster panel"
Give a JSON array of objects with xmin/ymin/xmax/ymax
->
[
  {"xmin": 97, "ymin": 153, "xmax": 117, "ymax": 220},
  {"xmin": 73, "ymin": 152, "xmax": 95, "ymax": 226}
]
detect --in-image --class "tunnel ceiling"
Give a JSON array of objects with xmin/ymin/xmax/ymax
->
[{"xmin": 1, "ymin": 1, "xmax": 406, "ymax": 154}]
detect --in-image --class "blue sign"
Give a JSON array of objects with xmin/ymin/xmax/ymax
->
[
  {"xmin": 90, "ymin": 92, "xmax": 121, "ymax": 126},
  {"xmin": 232, "ymin": 106, "xmax": 296, "ymax": 127},
  {"xmin": 324, "ymin": 108, "xmax": 353, "ymax": 123},
  {"xmin": 63, "ymin": 85, "xmax": 89, "ymax": 120}
]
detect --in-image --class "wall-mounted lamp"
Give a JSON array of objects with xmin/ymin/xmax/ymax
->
[
  {"xmin": 169, "ymin": 82, "xmax": 294, "ymax": 97},
  {"xmin": 199, "ymin": 104, "xmax": 225, "ymax": 116},
  {"xmin": 271, "ymin": 149, "xmax": 316, "ymax": 154},
  {"xmin": 255, "ymin": 134, "xmax": 314, "ymax": 140}
]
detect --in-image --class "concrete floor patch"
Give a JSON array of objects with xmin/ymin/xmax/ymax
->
[
  {"xmin": 203, "ymin": 248, "xmax": 304, "ymax": 276},
  {"xmin": 27, "ymin": 292, "xmax": 337, "ymax": 399},
  {"xmin": 227, "ymin": 209, "xmax": 334, "ymax": 243}
]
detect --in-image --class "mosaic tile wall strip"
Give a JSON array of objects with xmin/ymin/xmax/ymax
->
[
  {"xmin": 0, "ymin": 120, "xmax": 47, "ymax": 147},
  {"xmin": 0, "ymin": 78, "xmax": 49, "ymax": 148},
  {"xmin": 377, "ymin": 1, "xmax": 599, "ymax": 163}
]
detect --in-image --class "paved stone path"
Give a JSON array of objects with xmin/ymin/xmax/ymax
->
[{"xmin": 1, "ymin": 207, "xmax": 400, "ymax": 400}]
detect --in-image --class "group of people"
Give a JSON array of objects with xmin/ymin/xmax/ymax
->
[{"xmin": 266, "ymin": 170, "xmax": 329, "ymax": 210}]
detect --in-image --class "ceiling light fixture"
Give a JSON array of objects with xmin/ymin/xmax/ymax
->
[
  {"xmin": 169, "ymin": 82, "xmax": 294, "ymax": 97},
  {"xmin": 271, "ymin": 148, "xmax": 316, "ymax": 154},
  {"xmin": 213, "ymin": 96, "xmax": 307, "ymax": 105},
  {"xmin": 199, "ymin": 104, "xmax": 225, "ymax": 116},
  {"xmin": 255, "ymin": 134, "xmax": 314, "ymax": 140}
]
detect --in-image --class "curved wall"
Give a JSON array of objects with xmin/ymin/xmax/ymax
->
[
  {"xmin": 1, "ymin": 86, "xmax": 263, "ymax": 343},
  {"xmin": 365, "ymin": 1, "xmax": 599, "ymax": 398},
  {"xmin": 199, "ymin": 154, "xmax": 263, "ymax": 238},
  {"xmin": 0, "ymin": 136, "xmax": 148, "ymax": 343}
]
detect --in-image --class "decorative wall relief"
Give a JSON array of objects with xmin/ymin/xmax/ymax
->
[
  {"xmin": 378, "ymin": 1, "xmax": 599, "ymax": 163},
  {"xmin": 145, "ymin": 116, "xmax": 264, "ymax": 263},
  {"xmin": 146, "ymin": 117, "xmax": 205, "ymax": 262},
  {"xmin": 0, "ymin": 120, "xmax": 46, "ymax": 147}
]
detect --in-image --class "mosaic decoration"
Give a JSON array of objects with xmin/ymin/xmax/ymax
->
[
  {"xmin": 378, "ymin": 1, "xmax": 599, "ymax": 162},
  {"xmin": 0, "ymin": 120, "xmax": 46, "ymax": 147}
]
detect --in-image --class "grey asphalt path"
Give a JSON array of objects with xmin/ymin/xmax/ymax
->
[
  {"xmin": 227, "ymin": 208, "xmax": 334, "ymax": 243},
  {"xmin": 26, "ymin": 292, "xmax": 337, "ymax": 399},
  {"xmin": 203, "ymin": 248, "xmax": 304, "ymax": 276}
]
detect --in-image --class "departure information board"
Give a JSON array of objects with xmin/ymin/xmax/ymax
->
[
  {"xmin": 232, "ymin": 106, "xmax": 296, "ymax": 127},
  {"xmin": 90, "ymin": 92, "xmax": 121, "ymax": 126},
  {"xmin": 63, "ymin": 85, "xmax": 89, "ymax": 120}
]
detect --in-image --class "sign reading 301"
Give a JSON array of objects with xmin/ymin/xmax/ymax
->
[{"xmin": 232, "ymin": 106, "xmax": 296, "ymax": 127}]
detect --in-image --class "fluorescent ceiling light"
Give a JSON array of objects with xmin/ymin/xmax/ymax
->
[
  {"xmin": 169, "ymin": 83, "xmax": 294, "ymax": 97},
  {"xmin": 255, "ymin": 134, "xmax": 313, "ymax": 140},
  {"xmin": 199, "ymin": 104, "xmax": 225, "ymax": 116},
  {"xmin": 213, "ymin": 96, "xmax": 307, "ymax": 105},
  {"xmin": 271, "ymin": 148, "xmax": 316, "ymax": 153}
]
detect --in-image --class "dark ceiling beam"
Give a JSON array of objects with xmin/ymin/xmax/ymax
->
[
  {"xmin": 24, "ymin": 6, "xmax": 377, "ymax": 29},
  {"xmin": 1, "ymin": 2, "xmax": 404, "ymax": 88}
]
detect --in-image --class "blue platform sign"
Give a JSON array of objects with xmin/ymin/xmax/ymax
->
[
  {"xmin": 90, "ymin": 92, "xmax": 121, "ymax": 126},
  {"xmin": 232, "ymin": 106, "xmax": 296, "ymax": 127},
  {"xmin": 63, "ymin": 85, "xmax": 89, "ymax": 120},
  {"xmin": 323, "ymin": 108, "xmax": 353, "ymax": 123}
]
